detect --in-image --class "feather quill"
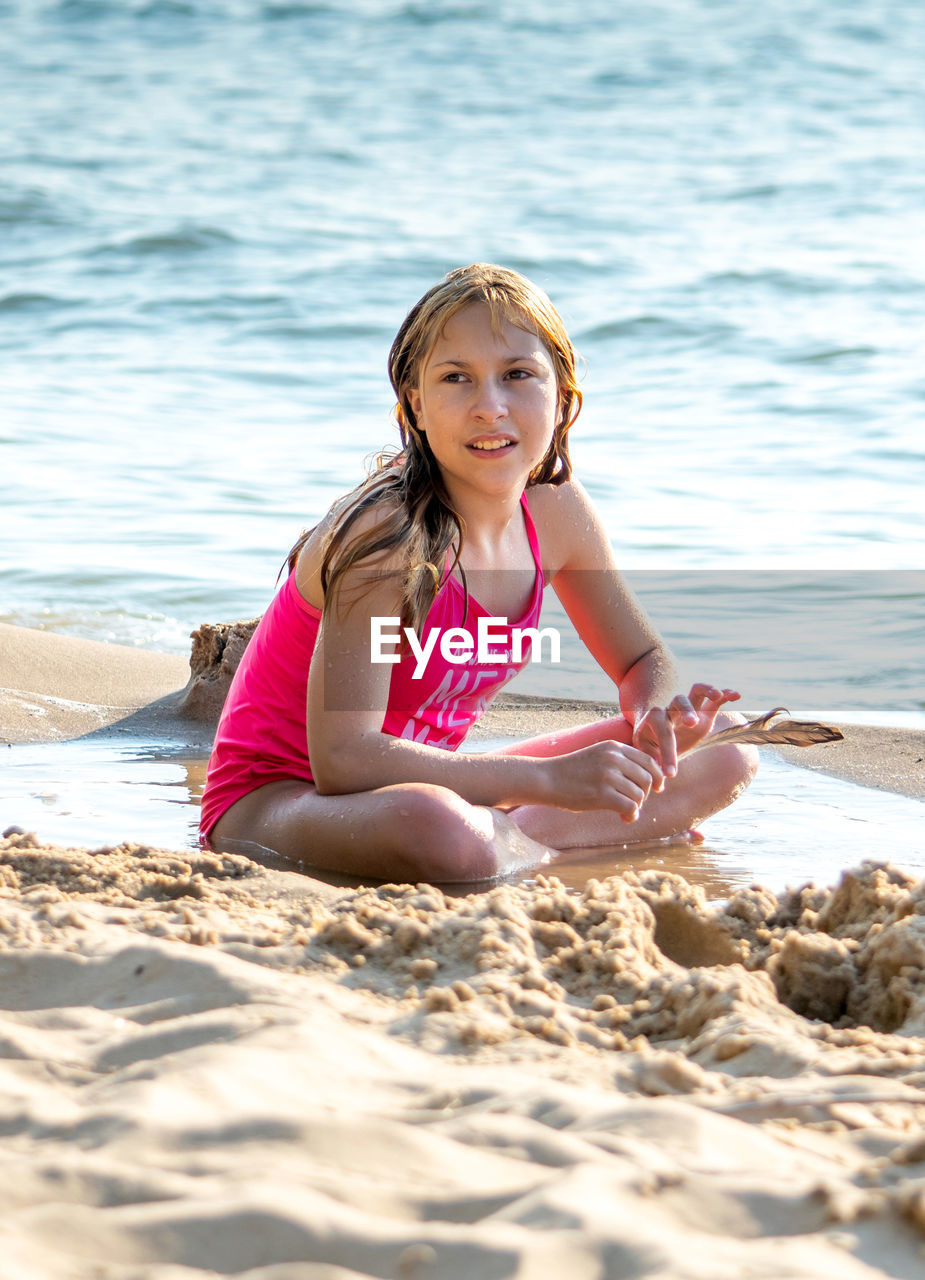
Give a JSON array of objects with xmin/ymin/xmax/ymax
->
[{"xmin": 687, "ymin": 707, "xmax": 844, "ymax": 755}]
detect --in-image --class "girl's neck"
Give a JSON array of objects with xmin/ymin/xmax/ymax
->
[
  {"xmin": 445, "ymin": 483, "xmax": 524, "ymax": 543},
  {"xmin": 454, "ymin": 493, "xmax": 529, "ymax": 571}
]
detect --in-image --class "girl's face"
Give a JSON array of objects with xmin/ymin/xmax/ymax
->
[{"xmin": 407, "ymin": 302, "xmax": 559, "ymax": 507}]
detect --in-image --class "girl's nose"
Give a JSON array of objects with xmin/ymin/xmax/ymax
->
[{"xmin": 471, "ymin": 380, "xmax": 508, "ymax": 420}]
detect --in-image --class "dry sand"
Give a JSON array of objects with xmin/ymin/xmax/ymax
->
[{"xmin": 3, "ymin": 621, "xmax": 925, "ymax": 1279}]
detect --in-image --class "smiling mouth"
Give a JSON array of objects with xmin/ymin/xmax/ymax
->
[{"xmin": 469, "ymin": 439, "xmax": 514, "ymax": 452}]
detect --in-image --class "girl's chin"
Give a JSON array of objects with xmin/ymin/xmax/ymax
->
[{"xmin": 441, "ymin": 469, "xmax": 534, "ymax": 503}]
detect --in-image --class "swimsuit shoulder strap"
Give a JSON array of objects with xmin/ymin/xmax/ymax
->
[{"xmin": 520, "ymin": 489, "xmax": 543, "ymax": 574}]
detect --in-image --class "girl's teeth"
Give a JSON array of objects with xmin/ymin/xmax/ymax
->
[{"xmin": 472, "ymin": 440, "xmax": 509, "ymax": 450}]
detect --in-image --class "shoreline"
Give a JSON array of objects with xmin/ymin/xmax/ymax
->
[{"xmin": 2, "ymin": 620, "xmax": 922, "ymax": 802}]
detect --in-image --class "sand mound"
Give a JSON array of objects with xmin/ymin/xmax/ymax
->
[
  {"xmin": 6, "ymin": 833, "xmax": 924, "ymax": 1067},
  {"xmin": 3, "ymin": 832, "xmax": 925, "ymax": 1278},
  {"xmin": 176, "ymin": 619, "xmax": 260, "ymax": 721}
]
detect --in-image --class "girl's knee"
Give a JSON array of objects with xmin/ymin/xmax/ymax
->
[
  {"xmin": 381, "ymin": 783, "xmax": 499, "ymax": 882},
  {"xmin": 702, "ymin": 739, "xmax": 759, "ymax": 803},
  {"xmin": 725, "ymin": 742, "xmax": 759, "ymax": 792},
  {"xmin": 709, "ymin": 711, "xmax": 760, "ymax": 795}
]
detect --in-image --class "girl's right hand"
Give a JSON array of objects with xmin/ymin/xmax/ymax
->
[{"xmin": 542, "ymin": 740, "xmax": 665, "ymax": 821}]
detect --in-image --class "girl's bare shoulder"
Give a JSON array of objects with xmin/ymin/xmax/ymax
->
[
  {"xmin": 526, "ymin": 478, "xmax": 605, "ymax": 574},
  {"xmin": 294, "ymin": 492, "xmax": 406, "ymax": 607}
]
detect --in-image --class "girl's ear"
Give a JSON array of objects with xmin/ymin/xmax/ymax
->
[{"xmin": 407, "ymin": 388, "xmax": 422, "ymax": 424}]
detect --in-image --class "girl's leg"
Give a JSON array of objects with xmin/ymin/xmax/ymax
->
[
  {"xmin": 210, "ymin": 714, "xmax": 757, "ymax": 882},
  {"xmin": 492, "ymin": 713, "xmax": 635, "ymax": 758},
  {"xmin": 209, "ymin": 779, "xmax": 552, "ymax": 883},
  {"xmin": 495, "ymin": 713, "xmax": 758, "ymax": 849}
]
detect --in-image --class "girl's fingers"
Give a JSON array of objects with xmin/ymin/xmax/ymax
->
[
  {"xmin": 621, "ymin": 742, "xmax": 665, "ymax": 778},
  {"xmin": 691, "ymin": 685, "xmax": 741, "ymax": 709},
  {"xmin": 628, "ymin": 757, "xmax": 662, "ymax": 792},
  {"xmin": 567, "ymin": 741, "xmax": 664, "ymax": 815},
  {"xmin": 601, "ymin": 743, "xmax": 665, "ymax": 812},
  {"xmin": 597, "ymin": 775, "xmax": 646, "ymax": 822},
  {"xmin": 604, "ymin": 746, "xmax": 661, "ymax": 794},
  {"xmin": 613, "ymin": 768, "xmax": 656, "ymax": 820},
  {"xmin": 686, "ymin": 683, "xmax": 721, "ymax": 711},
  {"xmin": 615, "ymin": 779, "xmax": 648, "ymax": 808},
  {"xmin": 649, "ymin": 715, "xmax": 680, "ymax": 777},
  {"xmin": 668, "ymin": 696, "xmax": 698, "ymax": 731},
  {"xmin": 632, "ymin": 716, "xmax": 670, "ymax": 776},
  {"xmin": 630, "ymin": 687, "xmax": 744, "ymax": 790}
]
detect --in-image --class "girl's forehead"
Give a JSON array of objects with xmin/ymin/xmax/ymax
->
[{"xmin": 425, "ymin": 301, "xmax": 552, "ymax": 361}]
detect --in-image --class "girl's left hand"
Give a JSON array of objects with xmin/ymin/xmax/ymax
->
[{"xmin": 632, "ymin": 684, "xmax": 741, "ymax": 780}]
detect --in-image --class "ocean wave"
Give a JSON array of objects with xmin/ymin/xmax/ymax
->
[
  {"xmin": 694, "ymin": 268, "xmax": 840, "ymax": 296},
  {"xmin": 56, "ymin": 0, "xmax": 200, "ymax": 17},
  {"xmin": 393, "ymin": 2, "xmax": 496, "ymax": 25},
  {"xmin": 577, "ymin": 314, "xmax": 739, "ymax": 346},
  {"xmin": 781, "ymin": 344, "xmax": 879, "ymax": 365},
  {"xmin": 260, "ymin": 1, "xmax": 339, "ymax": 17},
  {"xmin": 0, "ymin": 292, "xmax": 81, "ymax": 314},
  {"xmin": 0, "ymin": 190, "xmax": 75, "ymax": 227},
  {"xmin": 87, "ymin": 225, "xmax": 238, "ymax": 258}
]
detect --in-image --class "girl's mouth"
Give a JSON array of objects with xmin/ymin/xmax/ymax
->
[{"xmin": 469, "ymin": 438, "xmax": 515, "ymax": 452}]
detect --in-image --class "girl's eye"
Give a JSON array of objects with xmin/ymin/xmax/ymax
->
[{"xmin": 439, "ymin": 368, "xmax": 533, "ymax": 384}]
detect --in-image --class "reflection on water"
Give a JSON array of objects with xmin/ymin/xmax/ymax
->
[
  {"xmin": 3, "ymin": 740, "xmax": 923, "ymax": 900},
  {"xmin": 528, "ymin": 752, "xmax": 925, "ymax": 899},
  {"xmin": 2, "ymin": 739, "xmax": 207, "ymax": 854}
]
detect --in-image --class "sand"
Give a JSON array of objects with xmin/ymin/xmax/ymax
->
[{"xmin": 3, "ymin": 621, "xmax": 925, "ymax": 1279}]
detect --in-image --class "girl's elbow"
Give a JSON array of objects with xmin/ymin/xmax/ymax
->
[
  {"xmin": 311, "ymin": 768, "xmax": 343, "ymax": 796},
  {"xmin": 309, "ymin": 738, "xmax": 374, "ymax": 796},
  {"xmin": 310, "ymin": 754, "xmax": 354, "ymax": 796}
]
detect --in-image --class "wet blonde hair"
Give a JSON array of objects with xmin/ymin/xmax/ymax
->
[{"xmin": 289, "ymin": 263, "xmax": 583, "ymax": 633}]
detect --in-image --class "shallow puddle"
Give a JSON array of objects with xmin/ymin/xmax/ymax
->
[
  {"xmin": 2, "ymin": 738, "xmax": 207, "ymax": 854},
  {"xmin": 3, "ymin": 734, "xmax": 924, "ymax": 899},
  {"xmin": 528, "ymin": 752, "xmax": 925, "ymax": 898}
]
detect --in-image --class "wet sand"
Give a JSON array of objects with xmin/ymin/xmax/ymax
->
[{"xmin": 3, "ymin": 621, "xmax": 925, "ymax": 1279}]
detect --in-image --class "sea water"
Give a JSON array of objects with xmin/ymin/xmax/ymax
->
[{"xmin": 1, "ymin": 0, "xmax": 923, "ymax": 870}]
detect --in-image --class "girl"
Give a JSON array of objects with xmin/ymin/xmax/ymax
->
[{"xmin": 201, "ymin": 264, "xmax": 757, "ymax": 881}]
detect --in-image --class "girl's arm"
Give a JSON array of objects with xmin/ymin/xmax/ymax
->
[
  {"xmin": 530, "ymin": 480, "xmax": 740, "ymax": 774},
  {"xmin": 303, "ymin": 537, "xmax": 663, "ymax": 818}
]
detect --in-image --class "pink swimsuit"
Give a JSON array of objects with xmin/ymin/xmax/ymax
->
[{"xmin": 199, "ymin": 492, "xmax": 545, "ymax": 839}]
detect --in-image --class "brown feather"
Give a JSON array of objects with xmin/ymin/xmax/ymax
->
[{"xmin": 688, "ymin": 707, "xmax": 844, "ymax": 754}]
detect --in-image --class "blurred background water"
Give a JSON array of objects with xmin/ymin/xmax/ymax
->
[{"xmin": 2, "ymin": 0, "xmax": 923, "ymax": 718}]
